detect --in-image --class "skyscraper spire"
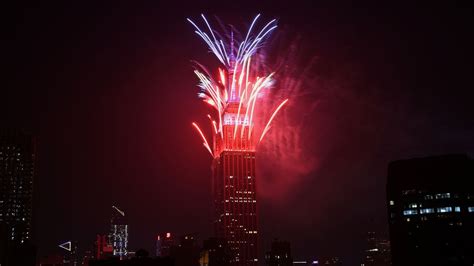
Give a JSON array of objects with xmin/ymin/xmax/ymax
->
[
  {"xmin": 229, "ymin": 29, "xmax": 237, "ymax": 102},
  {"xmin": 230, "ymin": 29, "xmax": 235, "ymax": 65}
]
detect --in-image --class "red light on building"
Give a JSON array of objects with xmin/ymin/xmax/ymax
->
[
  {"xmin": 187, "ymin": 14, "xmax": 283, "ymax": 266},
  {"xmin": 94, "ymin": 234, "xmax": 113, "ymax": 260},
  {"xmin": 213, "ymin": 103, "xmax": 258, "ymax": 266},
  {"xmin": 156, "ymin": 232, "xmax": 174, "ymax": 257}
]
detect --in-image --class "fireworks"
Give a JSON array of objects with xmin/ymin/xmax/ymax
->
[{"xmin": 188, "ymin": 14, "xmax": 288, "ymax": 157}]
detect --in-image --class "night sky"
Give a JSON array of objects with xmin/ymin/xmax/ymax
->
[{"xmin": 4, "ymin": 2, "xmax": 474, "ymax": 264}]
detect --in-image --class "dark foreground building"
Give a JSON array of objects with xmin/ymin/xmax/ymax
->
[
  {"xmin": 264, "ymin": 239, "xmax": 292, "ymax": 266},
  {"xmin": 169, "ymin": 234, "xmax": 200, "ymax": 266},
  {"xmin": 201, "ymin": 237, "xmax": 231, "ymax": 266},
  {"xmin": 387, "ymin": 154, "xmax": 474, "ymax": 265},
  {"xmin": 0, "ymin": 130, "xmax": 37, "ymax": 266},
  {"xmin": 362, "ymin": 232, "xmax": 391, "ymax": 266},
  {"xmin": 90, "ymin": 249, "xmax": 174, "ymax": 266}
]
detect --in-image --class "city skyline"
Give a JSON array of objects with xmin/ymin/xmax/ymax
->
[{"xmin": 3, "ymin": 2, "xmax": 474, "ymax": 265}]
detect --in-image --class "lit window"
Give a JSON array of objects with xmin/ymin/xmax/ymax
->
[
  {"xmin": 424, "ymin": 194, "xmax": 433, "ymax": 200},
  {"xmin": 389, "ymin": 200, "xmax": 394, "ymax": 206},
  {"xmin": 403, "ymin": 210, "xmax": 418, "ymax": 216},
  {"xmin": 408, "ymin": 203, "xmax": 418, "ymax": 208},
  {"xmin": 454, "ymin": 207, "xmax": 461, "ymax": 212},
  {"xmin": 468, "ymin": 207, "xmax": 474, "ymax": 213},
  {"xmin": 437, "ymin": 207, "xmax": 452, "ymax": 213},
  {"xmin": 435, "ymin": 193, "xmax": 450, "ymax": 199},
  {"xmin": 420, "ymin": 208, "xmax": 434, "ymax": 214}
]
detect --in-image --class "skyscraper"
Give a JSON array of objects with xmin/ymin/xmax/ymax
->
[
  {"xmin": 187, "ymin": 14, "xmax": 282, "ymax": 266},
  {"xmin": 212, "ymin": 102, "xmax": 258, "ymax": 266},
  {"xmin": 0, "ymin": 130, "xmax": 36, "ymax": 265},
  {"xmin": 109, "ymin": 205, "xmax": 128, "ymax": 259},
  {"xmin": 387, "ymin": 154, "xmax": 474, "ymax": 265}
]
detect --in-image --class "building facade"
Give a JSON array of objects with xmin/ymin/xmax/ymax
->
[
  {"xmin": 0, "ymin": 130, "xmax": 36, "ymax": 265},
  {"xmin": 212, "ymin": 103, "xmax": 258, "ymax": 266},
  {"xmin": 387, "ymin": 154, "xmax": 474, "ymax": 265},
  {"xmin": 109, "ymin": 206, "xmax": 128, "ymax": 259}
]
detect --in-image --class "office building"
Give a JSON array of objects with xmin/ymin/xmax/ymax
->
[
  {"xmin": 387, "ymin": 154, "xmax": 474, "ymax": 265},
  {"xmin": 0, "ymin": 130, "xmax": 36, "ymax": 265}
]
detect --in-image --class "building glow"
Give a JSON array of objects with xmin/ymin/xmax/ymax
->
[{"xmin": 188, "ymin": 14, "xmax": 285, "ymax": 266}]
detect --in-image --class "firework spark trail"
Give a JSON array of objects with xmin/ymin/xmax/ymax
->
[
  {"xmin": 188, "ymin": 14, "xmax": 288, "ymax": 157},
  {"xmin": 192, "ymin": 122, "xmax": 213, "ymax": 156},
  {"xmin": 259, "ymin": 98, "xmax": 289, "ymax": 142}
]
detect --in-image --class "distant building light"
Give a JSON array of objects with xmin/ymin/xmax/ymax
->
[
  {"xmin": 454, "ymin": 207, "xmax": 461, "ymax": 212},
  {"xmin": 468, "ymin": 207, "xmax": 474, "ymax": 213},
  {"xmin": 166, "ymin": 232, "xmax": 171, "ymax": 238},
  {"xmin": 389, "ymin": 200, "xmax": 395, "ymax": 206},
  {"xmin": 403, "ymin": 209, "xmax": 418, "ymax": 216},
  {"xmin": 293, "ymin": 261, "xmax": 307, "ymax": 264},
  {"xmin": 437, "ymin": 207, "xmax": 452, "ymax": 213},
  {"xmin": 435, "ymin": 193, "xmax": 450, "ymax": 199},
  {"xmin": 408, "ymin": 203, "xmax": 418, "ymax": 208},
  {"xmin": 420, "ymin": 208, "xmax": 435, "ymax": 214},
  {"xmin": 424, "ymin": 194, "xmax": 433, "ymax": 200}
]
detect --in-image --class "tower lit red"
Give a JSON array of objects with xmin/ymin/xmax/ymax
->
[
  {"xmin": 212, "ymin": 102, "xmax": 258, "ymax": 265},
  {"xmin": 188, "ymin": 14, "xmax": 287, "ymax": 265}
]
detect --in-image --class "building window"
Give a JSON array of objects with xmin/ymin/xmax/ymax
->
[
  {"xmin": 403, "ymin": 210, "xmax": 418, "ymax": 216},
  {"xmin": 424, "ymin": 194, "xmax": 433, "ymax": 200},
  {"xmin": 468, "ymin": 207, "xmax": 474, "ymax": 213},
  {"xmin": 420, "ymin": 208, "xmax": 435, "ymax": 214},
  {"xmin": 454, "ymin": 207, "xmax": 461, "ymax": 212},
  {"xmin": 408, "ymin": 203, "xmax": 418, "ymax": 208},
  {"xmin": 437, "ymin": 207, "xmax": 452, "ymax": 213},
  {"xmin": 389, "ymin": 200, "xmax": 394, "ymax": 206},
  {"xmin": 435, "ymin": 193, "xmax": 450, "ymax": 199}
]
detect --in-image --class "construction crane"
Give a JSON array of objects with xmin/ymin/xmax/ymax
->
[{"xmin": 112, "ymin": 205, "xmax": 125, "ymax": 216}]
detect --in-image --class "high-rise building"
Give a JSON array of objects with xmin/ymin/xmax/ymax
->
[
  {"xmin": 362, "ymin": 232, "xmax": 391, "ymax": 266},
  {"xmin": 387, "ymin": 154, "xmax": 474, "ymax": 265},
  {"xmin": 264, "ymin": 239, "xmax": 292, "ymax": 266},
  {"xmin": 0, "ymin": 130, "xmax": 36, "ymax": 265},
  {"xmin": 156, "ymin": 232, "xmax": 174, "ymax": 257},
  {"xmin": 109, "ymin": 206, "xmax": 128, "ymax": 259},
  {"xmin": 212, "ymin": 102, "xmax": 258, "ymax": 265}
]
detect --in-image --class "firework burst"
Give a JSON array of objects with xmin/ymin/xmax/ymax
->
[{"xmin": 188, "ymin": 14, "xmax": 288, "ymax": 157}]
